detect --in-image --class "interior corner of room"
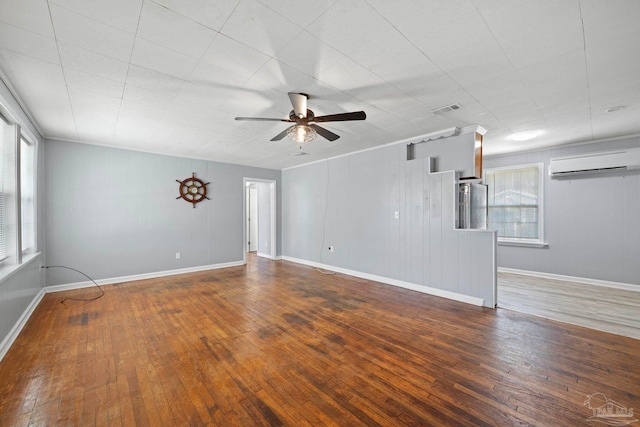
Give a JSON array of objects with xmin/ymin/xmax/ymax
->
[{"xmin": 1, "ymin": 2, "xmax": 639, "ymax": 424}]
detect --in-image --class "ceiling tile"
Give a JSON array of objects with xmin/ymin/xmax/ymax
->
[
  {"xmin": 306, "ymin": 0, "xmax": 442, "ymax": 85},
  {"xmin": 477, "ymin": 1, "xmax": 584, "ymax": 68},
  {"xmin": 406, "ymin": 75, "xmax": 477, "ymax": 111},
  {"xmin": 257, "ymin": 0, "xmax": 334, "ymax": 29},
  {"xmin": 0, "ymin": 52, "xmax": 76, "ymax": 136},
  {"xmin": 151, "ymin": 0, "xmax": 239, "ymax": 32},
  {"xmin": 516, "ymin": 49, "xmax": 588, "ymax": 109},
  {"xmin": 200, "ymin": 34, "xmax": 270, "ymax": 82},
  {"xmin": 130, "ymin": 38, "xmax": 198, "ymax": 80},
  {"xmin": 137, "ymin": 1, "xmax": 217, "ymax": 60},
  {"xmin": 49, "ymin": 0, "xmax": 142, "ymax": 33},
  {"xmin": 580, "ymin": 0, "xmax": 640, "ymax": 46},
  {"xmin": 68, "ymin": 86, "xmax": 122, "ymax": 112},
  {"xmin": 74, "ymin": 109, "xmax": 118, "ymax": 142},
  {"xmin": 275, "ymin": 30, "xmax": 336, "ymax": 80},
  {"xmin": 49, "ymin": 4, "xmax": 135, "ymax": 61},
  {"xmin": 219, "ymin": 0, "xmax": 303, "ymax": 57},
  {"xmin": 121, "ymin": 84, "xmax": 175, "ymax": 111},
  {"xmin": 0, "ymin": 0, "xmax": 54, "ymax": 38},
  {"xmin": 0, "ymin": 23, "xmax": 59, "ymax": 64},
  {"xmin": 125, "ymin": 65, "xmax": 186, "ymax": 97},
  {"xmin": 242, "ymin": 58, "xmax": 319, "ymax": 98},
  {"xmin": 585, "ymin": 29, "xmax": 640, "ymax": 82},
  {"xmin": 1, "ymin": 0, "xmax": 639, "ymax": 168},
  {"xmin": 58, "ymin": 42, "xmax": 129, "ymax": 82},
  {"xmin": 63, "ymin": 68, "xmax": 125, "ymax": 99}
]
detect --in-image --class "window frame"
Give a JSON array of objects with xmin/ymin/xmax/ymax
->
[
  {"xmin": 20, "ymin": 136, "xmax": 35, "ymax": 257},
  {"xmin": 0, "ymin": 110, "xmax": 38, "ymax": 274},
  {"xmin": 484, "ymin": 162, "xmax": 547, "ymax": 248},
  {"xmin": 0, "ymin": 113, "xmax": 15, "ymax": 265}
]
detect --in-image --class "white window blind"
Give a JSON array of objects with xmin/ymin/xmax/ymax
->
[
  {"xmin": 485, "ymin": 163, "xmax": 544, "ymax": 242},
  {"xmin": 1, "ymin": 117, "xmax": 17, "ymax": 263},
  {"xmin": 20, "ymin": 137, "xmax": 34, "ymax": 254},
  {"xmin": 0, "ymin": 120, "xmax": 5, "ymax": 262}
]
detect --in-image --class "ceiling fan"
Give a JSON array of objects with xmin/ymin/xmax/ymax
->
[{"xmin": 235, "ymin": 92, "xmax": 366, "ymax": 143}]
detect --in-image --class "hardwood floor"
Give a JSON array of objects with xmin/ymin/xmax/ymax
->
[
  {"xmin": 498, "ymin": 272, "xmax": 640, "ymax": 340},
  {"xmin": 1, "ymin": 256, "xmax": 639, "ymax": 426}
]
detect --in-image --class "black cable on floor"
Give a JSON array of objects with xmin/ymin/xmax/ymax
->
[{"xmin": 41, "ymin": 265, "xmax": 105, "ymax": 304}]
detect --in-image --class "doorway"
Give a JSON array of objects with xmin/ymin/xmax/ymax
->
[
  {"xmin": 243, "ymin": 178, "xmax": 277, "ymax": 263},
  {"xmin": 246, "ymin": 183, "xmax": 258, "ymax": 253}
]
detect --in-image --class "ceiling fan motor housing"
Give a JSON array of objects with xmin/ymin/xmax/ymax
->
[{"xmin": 290, "ymin": 109, "xmax": 314, "ymax": 124}]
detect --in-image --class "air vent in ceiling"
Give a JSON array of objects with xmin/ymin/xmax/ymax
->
[{"xmin": 431, "ymin": 103, "xmax": 462, "ymax": 115}]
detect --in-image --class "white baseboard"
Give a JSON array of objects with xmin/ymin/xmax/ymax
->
[
  {"xmin": 45, "ymin": 260, "xmax": 246, "ymax": 293},
  {"xmin": 498, "ymin": 267, "xmax": 639, "ymax": 292},
  {"xmin": 1, "ymin": 260, "xmax": 248, "ymax": 362},
  {"xmin": 0, "ymin": 288, "xmax": 46, "ymax": 362},
  {"xmin": 281, "ymin": 256, "xmax": 485, "ymax": 307},
  {"xmin": 257, "ymin": 252, "xmax": 276, "ymax": 260}
]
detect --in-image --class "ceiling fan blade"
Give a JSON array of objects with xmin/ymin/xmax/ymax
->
[
  {"xmin": 309, "ymin": 124, "xmax": 340, "ymax": 141},
  {"xmin": 288, "ymin": 92, "xmax": 308, "ymax": 118},
  {"xmin": 270, "ymin": 126, "xmax": 294, "ymax": 141},
  {"xmin": 235, "ymin": 117, "xmax": 293, "ymax": 122},
  {"xmin": 313, "ymin": 111, "xmax": 366, "ymax": 123}
]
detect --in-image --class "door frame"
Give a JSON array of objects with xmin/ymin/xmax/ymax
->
[{"xmin": 242, "ymin": 177, "xmax": 277, "ymax": 263}]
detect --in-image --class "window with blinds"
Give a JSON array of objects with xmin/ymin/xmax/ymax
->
[
  {"xmin": 1, "ymin": 113, "xmax": 36, "ymax": 268},
  {"xmin": 20, "ymin": 137, "xmax": 34, "ymax": 255},
  {"xmin": 485, "ymin": 163, "xmax": 544, "ymax": 243},
  {"xmin": 0, "ymin": 116, "xmax": 15, "ymax": 263}
]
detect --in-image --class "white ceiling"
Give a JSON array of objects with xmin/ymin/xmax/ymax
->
[{"xmin": 1, "ymin": 0, "xmax": 639, "ymax": 169}]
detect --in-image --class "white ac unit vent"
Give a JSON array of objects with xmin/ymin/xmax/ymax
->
[
  {"xmin": 549, "ymin": 147, "xmax": 640, "ymax": 177},
  {"xmin": 431, "ymin": 103, "xmax": 462, "ymax": 115}
]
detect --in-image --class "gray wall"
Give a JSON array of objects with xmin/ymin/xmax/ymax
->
[
  {"xmin": 0, "ymin": 79, "xmax": 46, "ymax": 351},
  {"xmin": 484, "ymin": 136, "xmax": 640, "ymax": 286},
  {"xmin": 44, "ymin": 140, "xmax": 281, "ymax": 286},
  {"xmin": 282, "ymin": 133, "xmax": 496, "ymax": 307}
]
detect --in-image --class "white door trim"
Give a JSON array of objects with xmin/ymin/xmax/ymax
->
[{"xmin": 242, "ymin": 177, "xmax": 277, "ymax": 263}]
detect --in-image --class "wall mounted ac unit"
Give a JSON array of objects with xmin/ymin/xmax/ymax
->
[{"xmin": 549, "ymin": 147, "xmax": 640, "ymax": 177}]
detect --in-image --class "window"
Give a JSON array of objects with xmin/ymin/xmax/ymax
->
[
  {"xmin": 0, "ymin": 115, "xmax": 15, "ymax": 264},
  {"xmin": 485, "ymin": 163, "xmax": 545, "ymax": 245},
  {"xmin": 0, "ymin": 110, "xmax": 37, "ymax": 269},
  {"xmin": 20, "ymin": 137, "xmax": 35, "ymax": 255}
]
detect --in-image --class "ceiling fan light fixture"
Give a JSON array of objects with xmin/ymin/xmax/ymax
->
[{"xmin": 288, "ymin": 125, "xmax": 317, "ymax": 143}]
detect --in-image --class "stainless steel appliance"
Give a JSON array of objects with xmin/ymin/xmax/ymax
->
[{"xmin": 458, "ymin": 180, "xmax": 488, "ymax": 229}]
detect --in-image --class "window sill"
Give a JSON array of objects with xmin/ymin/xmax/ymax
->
[
  {"xmin": 0, "ymin": 252, "xmax": 42, "ymax": 284},
  {"xmin": 498, "ymin": 240, "xmax": 548, "ymax": 248}
]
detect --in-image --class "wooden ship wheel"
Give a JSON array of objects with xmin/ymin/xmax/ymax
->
[{"xmin": 176, "ymin": 173, "xmax": 210, "ymax": 208}]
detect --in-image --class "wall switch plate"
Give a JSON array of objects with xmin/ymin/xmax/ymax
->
[
  {"xmin": 176, "ymin": 252, "xmax": 181, "ymax": 259},
  {"xmin": 394, "ymin": 211, "xmax": 400, "ymax": 219}
]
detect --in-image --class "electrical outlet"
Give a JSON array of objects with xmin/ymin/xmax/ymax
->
[
  {"xmin": 176, "ymin": 252, "xmax": 181, "ymax": 259},
  {"xmin": 394, "ymin": 211, "xmax": 400, "ymax": 219},
  {"xmin": 328, "ymin": 246, "xmax": 334, "ymax": 252}
]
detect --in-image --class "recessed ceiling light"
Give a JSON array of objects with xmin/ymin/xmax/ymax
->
[
  {"xmin": 605, "ymin": 106, "xmax": 625, "ymax": 113},
  {"xmin": 509, "ymin": 130, "xmax": 543, "ymax": 141}
]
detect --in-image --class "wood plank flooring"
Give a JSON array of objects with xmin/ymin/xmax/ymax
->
[
  {"xmin": 498, "ymin": 272, "xmax": 640, "ymax": 340},
  {"xmin": 1, "ymin": 256, "xmax": 639, "ymax": 426}
]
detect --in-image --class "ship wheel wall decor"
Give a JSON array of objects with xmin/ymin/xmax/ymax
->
[{"xmin": 176, "ymin": 172, "xmax": 210, "ymax": 208}]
